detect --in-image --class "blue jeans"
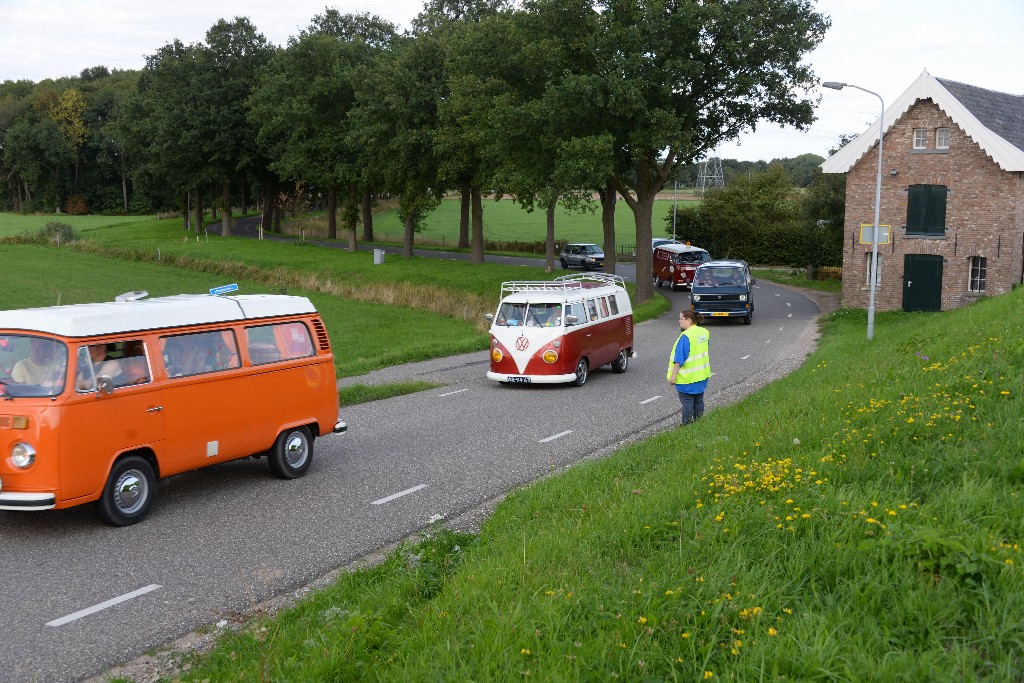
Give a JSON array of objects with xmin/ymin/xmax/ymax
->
[{"xmin": 677, "ymin": 391, "xmax": 704, "ymax": 425}]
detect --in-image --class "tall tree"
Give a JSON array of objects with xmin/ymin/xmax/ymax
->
[
  {"xmin": 525, "ymin": 0, "xmax": 828, "ymax": 303},
  {"xmin": 201, "ymin": 18, "xmax": 275, "ymax": 237}
]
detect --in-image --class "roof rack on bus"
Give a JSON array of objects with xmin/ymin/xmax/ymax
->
[{"xmin": 499, "ymin": 273, "xmax": 625, "ymax": 297}]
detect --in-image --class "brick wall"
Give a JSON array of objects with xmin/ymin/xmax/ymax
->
[{"xmin": 841, "ymin": 99, "xmax": 1024, "ymax": 311}]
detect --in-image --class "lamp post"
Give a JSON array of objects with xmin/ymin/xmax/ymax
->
[{"xmin": 823, "ymin": 81, "xmax": 884, "ymax": 341}]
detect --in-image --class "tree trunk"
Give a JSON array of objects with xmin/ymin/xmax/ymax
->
[
  {"xmin": 240, "ymin": 179, "xmax": 247, "ymax": 216},
  {"xmin": 182, "ymin": 192, "xmax": 189, "ymax": 231},
  {"xmin": 600, "ymin": 177, "xmax": 617, "ymax": 273},
  {"xmin": 261, "ymin": 182, "xmax": 274, "ymax": 238},
  {"xmin": 327, "ymin": 185, "xmax": 338, "ymax": 240},
  {"xmin": 274, "ymin": 203, "xmax": 282, "ymax": 231},
  {"xmin": 545, "ymin": 199, "xmax": 556, "ymax": 273},
  {"xmin": 361, "ymin": 190, "xmax": 374, "ymax": 241},
  {"xmin": 618, "ymin": 188, "xmax": 655, "ymax": 304},
  {"xmin": 403, "ymin": 213, "xmax": 415, "ymax": 258},
  {"xmin": 221, "ymin": 181, "xmax": 232, "ymax": 237},
  {"xmin": 194, "ymin": 190, "xmax": 202, "ymax": 235},
  {"xmin": 459, "ymin": 183, "xmax": 471, "ymax": 248},
  {"xmin": 122, "ymin": 171, "xmax": 129, "ymax": 213},
  {"xmin": 470, "ymin": 185, "xmax": 484, "ymax": 264}
]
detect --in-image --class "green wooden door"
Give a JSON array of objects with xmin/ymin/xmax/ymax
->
[{"xmin": 902, "ymin": 254, "xmax": 943, "ymax": 312}]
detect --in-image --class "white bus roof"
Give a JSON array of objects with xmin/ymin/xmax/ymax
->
[
  {"xmin": 655, "ymin": 243, "xmax": 708, "ymax": 254},
  {"xmin": 0, "ymin": 294, "xmax": 318, "ymax": 338},
  {"xmin": 499, "ymin": 274, "xmax": 627, "ymax": 302}
]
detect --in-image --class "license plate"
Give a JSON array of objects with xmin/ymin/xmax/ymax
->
[
  {"xmin": 508, "ymin": 376, "xmax": 532, "ymax": 384},
  {"xmin": 711, "ymin": 312, "xmax": 729, "ymax": 317}
]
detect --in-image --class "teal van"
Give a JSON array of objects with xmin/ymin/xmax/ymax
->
[{"xmin": 690, "ymin": 260, "xmax": 755, "ymax": 325}]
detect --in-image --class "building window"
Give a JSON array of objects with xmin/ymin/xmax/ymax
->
[
  {"xmin": 865, "ymin": 253, "xmax": 882, "ymax": 287},
  {"xmin": 906, "ymin": 184, "xmax": 947, "ymax": 236},
  {"xmin": 969, "ymin": 256, "xmax": 987, "ymax": 293},
  {"xmin": 936, "ymin": 127, "xmax": 950, "ymax": 149},
  {"xmin": 913, "ymin": 128, "xmax": 928, "ymax": 149}
]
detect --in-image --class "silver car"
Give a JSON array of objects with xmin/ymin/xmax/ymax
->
[{"xmin": 559, "ymin": 243, "xmax": 605, "ymax": 270}]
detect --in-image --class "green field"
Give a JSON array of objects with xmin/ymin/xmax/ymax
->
[
  {"xmin": 0, "ymin": 214, "xmax": 670, "ymax": 376},
  {"xmin": 366, "ymin": 196, "xmax": 700, "ymax": 248}
]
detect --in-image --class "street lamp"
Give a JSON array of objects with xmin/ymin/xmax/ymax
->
[{"xmin": 823, "ymin": 81, "xmax": 884, "ymax": 341}]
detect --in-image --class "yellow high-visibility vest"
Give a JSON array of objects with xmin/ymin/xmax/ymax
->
[{"xmin": 666, "ymin": 325, "xmax": 711, "ymax": 384}]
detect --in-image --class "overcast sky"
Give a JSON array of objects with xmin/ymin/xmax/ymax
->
[{"xmin": 1, "ymin": 0, "xmax": 1022, "ymax": 162}]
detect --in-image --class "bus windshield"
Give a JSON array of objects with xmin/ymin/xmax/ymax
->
[{"xmin": 0, "ymin": 335, "xmax": 68, "ymax": 397}]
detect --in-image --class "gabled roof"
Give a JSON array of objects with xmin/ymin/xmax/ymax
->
[{"xmin": 822, "ymin": 69, "xmax": 1024, "ymax": 173}]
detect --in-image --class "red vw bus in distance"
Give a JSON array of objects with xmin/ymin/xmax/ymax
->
[
  {"xmin": 653, "ymin": 243, "xmax": 711, "ymax": 291},
  {"xmin": 485, "ymin": 274, "xmax": 634, "ymax": 387}
]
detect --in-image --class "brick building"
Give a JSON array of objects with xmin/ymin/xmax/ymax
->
[{"xmin": 822, "ymin": 70, "xmax": 1024, "ymax": 312}]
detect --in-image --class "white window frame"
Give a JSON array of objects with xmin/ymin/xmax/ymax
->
[
  {"xmin": 864, "ymin": 253, "xmax": 882, "ymax": 287},
  {"xmin": 936, "ymin": 128, "xmax": 950, "ymax": 149},
  {"xmin": 913, "ymin": 128, "xmax": 928, "ymax": 149},
  {"xmin": 968, "ymin": 256, "xmax": 986, "ymax": 293}
]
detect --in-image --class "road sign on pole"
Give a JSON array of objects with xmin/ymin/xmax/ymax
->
[{"xmin": 859, "ymin": 224, "xmax": 891, "ymax": 245}]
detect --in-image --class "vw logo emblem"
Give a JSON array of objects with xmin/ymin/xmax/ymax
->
[{"xmin": 515, "ymin": 337, "xmax": 529, "ymax": 351}]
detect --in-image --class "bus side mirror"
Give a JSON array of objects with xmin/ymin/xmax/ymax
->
[
  {"xmin": 749, "ymin": 278, "xmax": 756, "ymax": 285},
  {"xmin": 565, "ymin": 315, "xmax": 578, "ymax": 324},
  {"xmin": 484, "ymin": 313, "xmax": 494, "ymax": 323},
  {"xmin": 97, "ymin": 375, "xmax": 115, "ymax": 395}
]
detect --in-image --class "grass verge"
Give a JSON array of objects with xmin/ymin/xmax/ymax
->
[
  {"xmin": 338, "ymin": 381, "xmax": 444, "ymax": 407},
  {"xmin": 174, "ymin": 289, "xmax": 1024, "ymax": 681},
  {"xmin": 752, "ymin": 267, "xmax": 842, "ymax": 293}
]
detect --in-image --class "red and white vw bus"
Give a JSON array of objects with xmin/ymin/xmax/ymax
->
[
  {"xmin": 653, "ymin": 243, "xmax": 711, "ymax": 291},
  {"xmin": 485, "ymin": 274, "xmax": 634, "ymax": 387}
]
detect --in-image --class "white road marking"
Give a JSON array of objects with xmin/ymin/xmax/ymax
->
[
  {"xmin": 774, "ymin": 293, "xmax": 781, "ymax": 297},
  {"xmin": 779, "ymin": 327, "xmax": 784, "ymax": 331},
  {"xmin": 765, "ymin": 339, "xmax": 772, "ymax": 344},
  {"xmin": 539, "ymin": 430, "xmax": 573, "ymax": 443},
  {"xmin": 786, "ymin": 302, "xmax": 791, "ymax": 307},
  {"xmin": 741, "ymin": 354, "xmax": 751, "ymax": 360},
  {"xmin": 640, "ymin": 396, "xmax": 662, "ymax": 405},
  {"xmin": 788, "ymin": 313, "xmax": 793, "ymax": 318},
  {"xmin": 438, "ymin": 389, "xmax": 468, "ymax": 397},
  {"xmin": 47, "ymin": 584, "xmax": 162, "ymax": 627},
  {"xmin": 372, "ymin": 484, "xmax": 428, "ymax": 505}
]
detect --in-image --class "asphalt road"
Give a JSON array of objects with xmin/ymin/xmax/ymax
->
[{"xmin": 0, "ymin": 228, "xmax": 824, "ymax": 682}]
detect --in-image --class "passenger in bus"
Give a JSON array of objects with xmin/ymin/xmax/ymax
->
[
  {"xmin": 12, "ymin": 338, "xmax": 63, "ymax": 387},
  {"xmin": 76, "ymin": 343, "xmax": 117, "ymax": 390},
  {"xmin": 117, "ymin": 341, "xmax": 150, "ymax": 385}
]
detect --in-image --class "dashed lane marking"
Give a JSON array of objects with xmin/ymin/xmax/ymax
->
[
  {"xmin": 539, "ymin": 430, "xmax": 573, "ymax": 443},
  {"xmin": 640, "ymin": 396, "xmax": 662, "ymax": 405},
  {"xmin": 438, "ymin": 389, "xmax": 468, "ymax": 397},
  {"xmin": 47, "ymin": 585, "xmax": 162, "ymax": 627},
  {"xmin": 372, "ymin": 484, "xmax": 428, "ymax": 506}
]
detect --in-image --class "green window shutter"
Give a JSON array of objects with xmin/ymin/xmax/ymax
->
[
  {"xmin": 925, "ymin": 185, "xmax": 947, "ymax": 235},
  {"xmin": 907, "ymin": 185, "xmax": 926, "ymax": 233}
]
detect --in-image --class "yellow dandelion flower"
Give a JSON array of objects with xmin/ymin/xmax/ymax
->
[
  {"xmin": 521, "ymin": 648, "xmax": 531, "ymax": 655},
  {"xmin": 704, "ymin": 671, "xmax": 715, "ymax": 680},
  {"xmin": 638, "ymin": 616, "xmax": 648, "ymax": 625},
  {"xmin": 682, "ymin": 632, "xmax": 690, "ymax": 639},
  {"xmin": 768, "ymin": 627, "xmax": 778, "ymax": 636},
  {"xmin": 665, "ymin": 590, "xmax": 675, "ymax": 596}
]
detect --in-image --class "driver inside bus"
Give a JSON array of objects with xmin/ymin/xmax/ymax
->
[{"xmin": 12, "ymin": 338, "xmax": 63, "ymax": 387}]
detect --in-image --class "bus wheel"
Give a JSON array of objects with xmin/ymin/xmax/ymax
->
[
  {"xmin": 269, "ymin": 426, "xmax": 314, "ymax": 479},
  {"xmin": 743, "ymin": 312, "xmax": 752, "ymax": 325},
  {"xmin": 612, "ymin": 349, "xmax": 629, "ymax": 373},
  {"xmin": 572, "ymin": 358, "xmax": 589, "ymax": 387},
  {"xmin": 653, "ymin": 276, "xmax": 661, "ymax": 288},
  {"xmin": 97, "ymin": 455, "xmax": 155, "ymax": 526}
]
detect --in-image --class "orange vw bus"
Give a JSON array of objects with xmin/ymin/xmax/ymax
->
[{"xmin": 0, "ymin": 291, "xmax": 346, "ymax": 525}]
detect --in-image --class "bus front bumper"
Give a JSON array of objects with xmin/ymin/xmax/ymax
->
[
  {"xmin": 0, "ymin": 486, "xmax": 56, "ymax": 511},
  {"xmin": 486, "ymin": 371, "xmax": 577, "ymax": 384}
]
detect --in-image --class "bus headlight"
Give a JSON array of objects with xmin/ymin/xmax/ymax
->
[
  {"xmin": 542, "ymin": 350, "xmax": 558, "ymax": 364},
  {"xmin": 491, "ymin": 348, "xmax": 503, "ymax": 363},
  {"xmin": 11, "ymin": 442, "xmax": 36, "ymax": 469},
  {"xmin": 738, "ymin": 294, "xmax": 747, "ymax": 301},
  {"xmin": 692, "ymin": 295, "xmax": 701, "ymax": 302}
]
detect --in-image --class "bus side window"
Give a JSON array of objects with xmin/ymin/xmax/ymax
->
[
  {"xmin": 600, "ymin": 297, "xmax": 610, "ymax": 317},
  {"xmin": 75, "ymin": 346, "xmax": 97, "ymax": 392},
  {"xmin": 608, "ymin": 296, "xmax": 619, "ymax": 315},
  {"xmin": 246, "ymin": 322, "xmax": 314, "ymax": 365},
  {"xmin": 586, "ymin": 299, "xmax": 599, "ymax": 320},
  {"xmin": 162, "ymin": 330, "xmax": 240, "ymax": 377}
]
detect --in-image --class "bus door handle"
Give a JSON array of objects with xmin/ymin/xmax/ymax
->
[{"xmin": 146, "ymin": 406, "xmax": 163, "ymax": 413}]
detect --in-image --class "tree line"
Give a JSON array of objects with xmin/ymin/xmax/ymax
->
[{"xmin": 0, "ymin": 0, "xmax": 831, "ymax": 304}]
